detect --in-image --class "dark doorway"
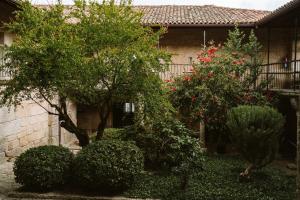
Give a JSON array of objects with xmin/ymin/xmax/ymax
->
[{"xmin": 112, "ymin": 103, "xmax": 134, "ymax": 128}]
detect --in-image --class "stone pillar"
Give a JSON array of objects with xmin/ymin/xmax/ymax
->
[
  {"xmin": 290, "ymin": 96, "xmax": 300, "ymax": 200},
  {"xmin": 296, "ymin": 110, "xmax": 300, "ymax": 200},
  {"xmin": 199, "ymin": 121, "xmax": 206, "ymax": 151}
]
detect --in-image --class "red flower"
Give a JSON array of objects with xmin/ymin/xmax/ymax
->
[
  {"xmin": 233, "ymin": 60, "xmax": 244, "ymax": 65},
  {"xmin": 199, "ymin": 57, "xmax": 212, "ymax": 63},
  {"xmin": 192, "ymin": 96, "xmax": 197, "ymax": 102},
  {"xmin": 208, "ymin": 47, "xmax": 218, "ymax": 56},
  {"xmin": 184, "ymin": 76, "xmax": 192, "ymax": 81},
  {"xmin": 171, "ymin": 87, "xmax": 177, "ymax": 92},
  {"xmin": 164, "ymin": 79, "xmax": 173, "ymax": 83}
]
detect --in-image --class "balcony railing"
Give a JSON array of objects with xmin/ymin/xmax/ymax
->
[
  {"xmin": 160, "ymin": 60, "xmax": 300, "ymax": 92},
  {"xmin": 160, "ymin": 64, "xmax": 192, "ymax": 80},
  {"xmin": 261, "ymin": 60, "xmax": 300, "ymax": 91},
  {"xmin": 1, "ymin": 60, "xmax": 300, "ymax": 92}
]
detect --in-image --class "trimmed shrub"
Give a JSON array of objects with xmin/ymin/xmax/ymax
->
[
  {"xmin": 73, "ymin": 140, "xmax": 144, "ymax": 193},
  {"xmin": 90, "ymin": 128, "xmax": 124, "ymax": 142},
  {"xmin": 227, "ymin": 105, "xmax": 284, "ymax": 177},
  {"xmin": 102, "ymin": 128, "xmax": 124, "ymax": 140},
  {"xmin": 13, "ymin": 145, "xmax": 73, "ymax": 191}
]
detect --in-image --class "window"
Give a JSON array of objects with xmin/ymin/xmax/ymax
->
[{"xmin": 124, "ymin": 103, "xmax": 135, "ymax": 113}]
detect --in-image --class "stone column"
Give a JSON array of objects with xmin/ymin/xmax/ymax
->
[
  {"xmin": 297, "ymin": 110, "xmax": 300, "ymax": 200},
  {"xmin": 199, "ymin": 121, "xmax": 206, "ymax": 151},
  {"xmin": 290, "ymin": 96, "xmax": 300, "ymax": 200}
]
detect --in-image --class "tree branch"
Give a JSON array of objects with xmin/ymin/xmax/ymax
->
[{"xmin": 29, "ymin": 96, "xmax": 59, "ymax": 116}]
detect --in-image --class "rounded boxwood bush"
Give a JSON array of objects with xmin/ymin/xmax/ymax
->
[
  {"xmin": 13, "ymin": 145, "xmax": 73, "ymax": 191},
  {"xmin": 73, "ymin": 140, "xmax": 144, "ymax": 193}
]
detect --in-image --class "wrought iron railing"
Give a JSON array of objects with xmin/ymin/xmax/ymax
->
[
  {"xmin": 1, "ymin": 59, "xmax": 300, "ymax": 92},
  {"xmin": 160, "ymin": 60, "xmax": 300, "ymax": 92},
  {"xmin": 159, "ymin": 64, "xmax": 192, "ymax": 80},
  {"xmin": 261, "ymin": 60, "xmax": 300, "ymax": 91}
]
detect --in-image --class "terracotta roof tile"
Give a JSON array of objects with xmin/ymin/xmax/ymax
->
[
  {"xmin": 135, "ymin": 5, "xmax": 270, "ymax": 26},
  {"xmin": 258, "ymin": 0, "xmax": 300, "ymax": 24},
  {"xmin": 36, "ymin": 4, "xmax": 270, "ymax": 27}
]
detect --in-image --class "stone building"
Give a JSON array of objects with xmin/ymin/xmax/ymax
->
[{"xmin": 1, "ymin": 0, "xmax": 300, "ymax": 160}]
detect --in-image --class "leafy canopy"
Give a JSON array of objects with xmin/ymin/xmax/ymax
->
[{"xmin": 0, "ymin": 0, "xmax": 171, "ymax": 145}]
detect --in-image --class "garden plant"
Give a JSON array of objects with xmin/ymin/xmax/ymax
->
[
  {"xmin": 13, "ymin": 145, "xmax": 73, "ymax": 191},
  {"xmin": 167, "ymin": 28, "xmax": 274, "ymax": 148},
  {"xmin": 227, "ymin": 105, "xmax": 285, "ymax": 178},
  {"xmin": 0, "ymin": 0, "xmax": 171, "ymax": 146}
]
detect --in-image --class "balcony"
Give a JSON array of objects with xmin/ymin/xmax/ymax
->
[
  {"xmin": 1, "ymin": 60, "xmax": 300, "ymax": 93},
  {"xmin": 160, "ymin": 61, "xmax": 300, "ymax": 94}
]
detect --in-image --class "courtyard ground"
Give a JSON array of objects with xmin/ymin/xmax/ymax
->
[{"xmin": 0, "ymin": 156, "xmax": 296, "ymax": 200}]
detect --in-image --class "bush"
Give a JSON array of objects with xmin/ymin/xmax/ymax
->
[
  {"xmin": 123, "ymin": 118, "xmax": 200, "ymax": 169},
  {"xmin": 72, "ymin": 140, "xmax": 144, "ymax": 193},
  {"xmin": 90, "ymin": 128, "xmax": 124, "ymax": 142},
  {"xmin": 102, "ymin": 128, "xmax": 124, "ymax": 140},
  {"xmin": 13, "ymin": 145, "xmax": 73, "ymax": 191},
  {"xmin": 227, "ymin": 105, "xmax": 284, "ymax": 177}
]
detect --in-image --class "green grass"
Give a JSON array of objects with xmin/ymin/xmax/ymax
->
[{"xmin": 124, "ymin": 155, "xmax": 296, "ymax": 200}]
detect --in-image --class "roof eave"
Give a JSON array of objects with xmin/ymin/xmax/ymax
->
[
  {"xmin": 146, "ymin": 23, "xmax": 256, "ymax": 28},
  {"xmin": 258, "ymin": 0, "xmax": 300, "ymax": 26}
]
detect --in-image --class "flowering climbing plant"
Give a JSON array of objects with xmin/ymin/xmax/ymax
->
[{"xmin": 167, "ymin": 28, "xmax": 275, "ymax": 134}]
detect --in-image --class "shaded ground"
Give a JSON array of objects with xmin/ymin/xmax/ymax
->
[
  {"xmin": 124, "ymin": 156, "xmax": 296, "ymax": 200},
  {"xmin": 0, "ymin": 160, "xmax": 19, "ymax": 199},
  {"xmin": 0, "ymin": 156, "xmax": 296, "ymax": 200}
]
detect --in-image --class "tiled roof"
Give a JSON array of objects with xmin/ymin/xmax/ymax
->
[
  {"xmin": 258, "ymin": 0, "xmax": 300, "ymax": 25},
  {"xmin": 135, "ymin": 5, "xmax": 270, "ymax": 26},
  {"xmin": 36, "ymin": 4, "xmax": 270, "ymax": 27}
]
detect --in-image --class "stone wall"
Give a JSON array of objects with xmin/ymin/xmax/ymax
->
[{"xmin": 0, "ymin": 100, "xmax": 59, "ymax": 163}]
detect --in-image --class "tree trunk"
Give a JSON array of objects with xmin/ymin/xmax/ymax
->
[
  {"xmin": 96, "ymin": 102, "xmax": 111, "ymax": 140},
  {"xmin": 240, "ymin": 164, "xmax": 255, "ymax": 178},
  {"xmin": 60, "ymin": 114, "xmax": 89, "ymax": 147},
  {"xmin": 96, "ymin": 120, "xmax": 106, "ymax": 140}
]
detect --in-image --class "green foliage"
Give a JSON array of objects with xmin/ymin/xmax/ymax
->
[
  {"xmin": 102, "ymin": 128, "xmax": 124, "ymax": 139},
  {"xmin": 13, "ymin": 145, "xmax": 73, "ymax": 191},
  {"xmin": 171, "ymin": 135, "xmax": 204, "ymax": 190},
  {"xmin": 1, "ymin": 0, "xmax": 171, "ymax": 144},
  {"xmin": 124, "ymin": 156, "xmax": 295, "ymax": 200},
  {"xmin": 72, "ymin": 140, "xmax": 144, "ymax": 193},
  {"xmin": 90, "ymin": 128, "xmax": 124, "ymax": 142},
  {"xmin": 227, "ymin": 105, "xmax": 285, "ymax": 169},
  {"xmin": 168, "ymin": 28, "xmax": 272, "ymax": 146},
  {"xmin": 123, "ymin": 118, "xmax": 201, "ymax": 170}
]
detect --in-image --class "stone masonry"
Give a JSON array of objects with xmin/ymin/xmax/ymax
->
[{"xmin": 0, "ymin": 100, "xmax": 59, "ymax": 163}]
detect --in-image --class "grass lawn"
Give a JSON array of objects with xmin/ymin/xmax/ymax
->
[{"xmin": 124, "ymin": 155, "xmax": 295, "ymax": 200}]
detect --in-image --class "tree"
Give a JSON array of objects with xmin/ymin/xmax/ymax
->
[
  {"xmin": 227, "ymin": 105, "xmax": 284, "ymax": 178},
  {"xmin": 0, "ymin": 0, "xmax": 171, "ymax": 146},
  {"xmin": 168, "ymin": 28, "xmax": 273, "ymax": 146}
]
